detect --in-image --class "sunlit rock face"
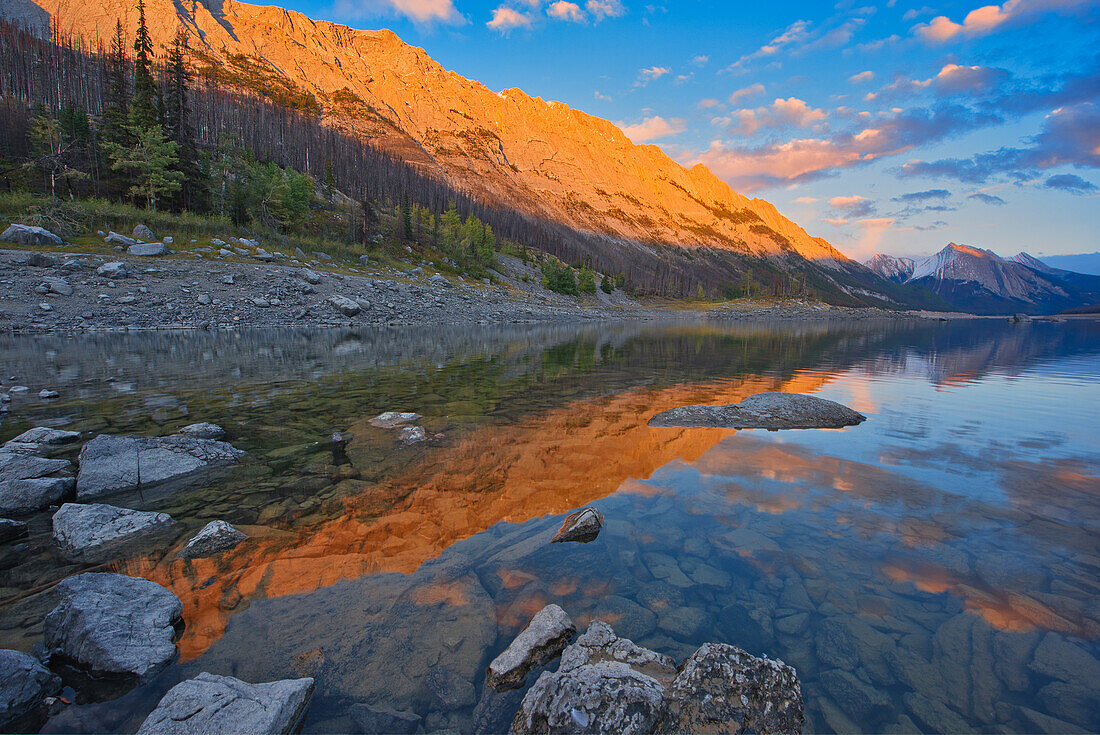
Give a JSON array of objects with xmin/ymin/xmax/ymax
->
[{"xmin": 17, "ymin": 0, "xmax": 849, "ymax": 264}]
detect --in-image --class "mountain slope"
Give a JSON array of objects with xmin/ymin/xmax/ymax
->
[
  {"xmin": 5, "ymin": 0, "xmax": 853, "ymax": 270},
  {"xmin": 865, "ymin": 254, "xmax": 915, "ymax": 283}
]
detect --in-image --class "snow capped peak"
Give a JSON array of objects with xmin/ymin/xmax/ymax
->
[
  {"xmin": 907, "ymin": 242, "xmax": 1066, "ymax": 303},
  {"xmin": 864, "ymin": 254, "xmax": 915, "ymax": 283}
]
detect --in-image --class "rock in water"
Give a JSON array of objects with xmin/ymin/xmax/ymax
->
[
  {"xmin": 137, "ymin": 673, "xmax": 314, "ymax": 735},
  {"xmin": 551, "ymin": 507, "xmax": 604, "ymax": 543},
  {"xmin": 76, "ymin": 434, "xmax": 246, "ymax": 499},
  {"xmin": 7, "ymin": 427, "xmax": 80, "ymax": 446},
  {"xmin": 52, "ymin": 503, "xmax": 176, "ymax": 560},
  {"xmin": 512, "ymin": 620, "xmax": 804, "ymax": 735},
  {"xmin": 0, "ymin": 452, "xmax": 74, "ymax": 515},
  {"xmin": 349, "ymin": 703, "xmax": 422, "ymax": 734},
  {"xmin": 0, "ymin": 224, "xmax": 62, "ymax": 247},
  {"xmin": 0, "ymin": 649, "xmax": 62, "ymax": 730},
  {"xmin": 178, "ymin": 520, "xmax": 247, "ymax": 559},
  {"xmin": 0, "ymin": 518, "xmax": 29, "ymax": 543},
  {"xmin": 648, "ymin": 392, "xmax": 866, "ymax": 430},
  {"xmin": 175, "ymin": 422, "xmax": 226, "ymax": 440},
  {"xmin": 369, "ymin": 412, "xmax": 422, "ymax": 429},
  {"xmin": 487, "ymin": 604, "xmax": 577, "ymax": 691},
  {"xmin": 44, "ymin": 573, "xmax": 182, "ymax": 680}
]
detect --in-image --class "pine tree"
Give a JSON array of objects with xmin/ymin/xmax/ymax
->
[
  {"xmin": 163, "ymin": 30, "xmax": 201, "ymax": 210},
  {"xmin": 401, "ymin": 194, "xmax": 413, "ymax": 241},
  {"xmin": 130, "ymin": 0, "xmax": 159, "ymax": 131},
  {"xmin": 105, "ymin": 123, "xmax": 183, "ymax": 211},
  {"xmin": 101, "ymin": 20, "xmax": 130, "ymax": 147}
]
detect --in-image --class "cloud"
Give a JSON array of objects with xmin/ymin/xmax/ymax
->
[
  {"xmin": 1044, "ymin": 173, "xmax": 1097, "ymax": 193},
  {"xmin": 851, "ymin": 217, "xmax": 896, "ymax": 259},
  {"xmin": 594, "ymin": 90, "xmax": 612, "ymax": 102},
  {"xmin": 794, "ymin": 196, "xmax": 820, "ymax": 203},
  {"xmin": 913, "ymin": 0, "xmax": 1093, "ymax": 43},
  {"xmin": 635, "ymin": 66, "xmax": 671, "ymax": 86},
  {"xmin": 902, "ymin": 6, "xmax": 935, "ymax": 21},
  {"xmin": 830, "ymin": 194, "xmax": 876, "ymax": 217},
  {"xmin": 335, "ymin": 0, "xmax": 463, "ymax": 23},
  {"xmin": 727, "ymin": 19, "xmax": 811, "ymax": 71},
  {"xmin": 933, "ymin": 64, "xmax": 1011, "ymax": 94},
  {"xmin": 848, "ymin": 70, "xmax": 874, "ymax": 84},
  {"xmin": 892, "ymin": 189, "xmax": 950, "ymax": 202},
  {"xmin": 692, "ymin": 55, "xmax": 710, "ymax": 67},
  {"xmin": 729, "ymin": 83, "xmax": 765, "ymax": 104},
  {"xmin": 824, "ymin": 217, "xmax": 850, "ymax": 226},
  {"xmin": 586, "ymin": 0, "xmax": 626, "ymax": 20},
  {"xmin": 487, "ymin": 6, "xmax": 532, "ymax": 31},
  {"xmin": 547, "ymin": 1, "xmax": 586, "ymax": 22},
  {"xmin": 619, "ymin": 115, "xmax": 688, "ymax": 143},
  {"xmin": 855, "ymin": 34, "xmax": 900, "ymax": 52},
  {"xmin": 968, "ymin": 192, "xmax": 1006, "ymax": 205},
  {"xmin": 729, "ymin": 97, "xmax": 827, "ymax": 135},
  {"xmin": 698, "ymin": 98, "xmax": 721, "ymax": 109}
]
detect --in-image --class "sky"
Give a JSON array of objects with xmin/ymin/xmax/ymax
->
[{"xmin": 271, "ymin": 0, "xmax": 1098, "ymax": 261}]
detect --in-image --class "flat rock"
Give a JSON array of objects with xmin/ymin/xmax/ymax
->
[
  {"xmin": 648, "ymin": 392, "xmax": 866, "ymax": 430},
  {"xmin": 127, "ymin": 242, "xmax": 168, "ymax": 256},
  {"xmin": 1, "ymin": 224, "xmax": 62, "ymax": 247},
  {"xmin": 369, "ymin": 412, "xmax": 421, "ymax": 429},
  {"xmin": 97, "ymin": 262, "xmax": 128, "ymax": 278},
  {"xmin": 76, "ymin": 434, "xmax": 246, "ymax": 499},
  {"xmin": 0, "ymin": 518, "xmax": 29, "ymax": 543},
  {"xmin": 40, "ymin": 276, "xmax": 73, "ymax": 296},
  {"xmin": 8, "ymin": 427, "xmax": 80, "ymax": 446},
  {"xmin": 329, "ymin": 294, "xmax": 361, "ymax": 316},
  {"xmin": 0, "ymin": 649, "xmax": 61, "ymax": 730},
  {"xmin": 0, "ymin": 452, "xmax": 74, "ymax": 514},
  {"xmin": 52, "ymin": 502, "xmax": 175, "ymax": 560},
  {"xmin": 178, "ymin": 520, "xmax": 247, "ymax": 559},
  {"xmin": 487, "ymin": 604, "xmax": 576, "ymax": 691},
  {"xmin": 350, "ymin": 703, "xmax": 421, "ymax": 734},
  {"xmin": 104, "ymin": 231, "xmax": 137, "ymax": 247},
  {"xmin": 44, "ymin": 573, "xmax": 183, "ymax": 679},
  {"xmin": 550, "ymin": 507, "xmax": 604, "ymax": 543},
  {"xmin": 175, "ymin": 422, "xmax": 226, "ymax": 440},
  {"xmin": 137, "ymin": 673, "xmax": 314, "ymax": 735}
]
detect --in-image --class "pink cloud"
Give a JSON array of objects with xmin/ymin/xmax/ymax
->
[
  {"xmin": 618, "ymin": 116, "xmax": 688, "ymax": 143},
  {"xmin": 487, "ymin": 6, "xmax": 532, "ymax": 31},
  {"xmin": 914, "ymin": 0, "xmax": 1092, "ymax": 42},
  {"xmin": 547, "ymin": 1, "xmax": 586, "ymax": 22},
  {"xmin": 728, "ymin": 97, "xmax": 827, "ymax": 135}
]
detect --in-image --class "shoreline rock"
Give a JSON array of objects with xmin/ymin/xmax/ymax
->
[
  {"xmin": 137, "ymin": 673, "xmax": 314, "ymax": 735},
  {"xmin": 648, "ymin": 392, "xmax": 866, "ymax": 430},
  {"xmin": 52, "ymin": 502, "xmax": 176, "ymax": 560},
  {"xmin": 487, "ymin": 604, "xmax": 577, "ymax": 691},
  {"xmin": 0, "ymin": 649, "xmax": 62, "ymax": 731},
  {"xmin": 550, "ymin": 507, "xmax": 604, "ymax": 543},
  {"xmin": 178, "ymin": 520, "xmax": 247, "ymax": 559}
]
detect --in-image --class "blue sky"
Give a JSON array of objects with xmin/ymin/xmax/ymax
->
[{"xmin": 276, "ymin": 0, "xmax": 1097, "ymax": 261}]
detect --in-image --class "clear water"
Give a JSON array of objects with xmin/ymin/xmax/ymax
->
[{"xmin": 0, "ymin": 319, "xmax": 1097, "ymax": 734}]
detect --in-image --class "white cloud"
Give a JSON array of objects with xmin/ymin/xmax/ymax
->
[
  {"xmin": 618, "ymin": 115, "xmax": 687, "ymax": 143},
  {"xmin": 729, "ymin": 83, "xmax": 765, "ymax": 104},
  {"xmin": 487, "ymin": 6, "xmax": 532, "ymax": 31},
  {"xmin": 335, "ymin": 0, "xmax": 463, "ymax": 24},
  {"xmin": 824, "ymin": 217, "xmax": 850, "ymax": 226},
  {"xmin": 794, "ymin": 196, "xmax": 819, "ymax": 203},
  {"xmin": 594, "ymin": 90, "xmax": 613, "ymax": 102},
  {"xmin": 691, "ymin": 55, "xmax": 709, "ymax": 67},
  {"xmin": 635, "ymin": 66, "xmax": 671, "ymax": 86},
  {"xmin": 698, "ymin": 98, "xmax": 721, "ymax": 109},
  {"xmin": 586, "ymin": 0, "xmax": 626, "ymax": 21},
  {"xmin": 730, "ymin": 97, "xmax": 827, "ymax": 135},
  {"xmin": 848, "ymin": 70, "xmax": 874, "ymax": 84},
  {"xmin": 547, "ymin": 1, "xmax": 587, "ymax": 22}
]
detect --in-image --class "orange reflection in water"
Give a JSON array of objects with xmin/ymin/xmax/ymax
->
[{"xmin": 120, "ymin": 370, "xmax": 836, "ymax": 659}]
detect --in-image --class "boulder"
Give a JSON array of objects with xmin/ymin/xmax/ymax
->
[
  {"xmin": 137, "ymin": 673, "xmax": 314, "ymax": 735},
  {"xmin": 487, "ymin": 604, "xmax": 576, "ymax": 691},
  {"xmin": 0, "ymin": 649, "xmax": 61, "ymax": 730},
  {"xmin": 551, "ymin": 507, "xmax": 604, "ymax": 543},
  {"xmin": 398, "ymin": 426, "xmax": 427, "ymax": 444},
  {"xmin": 127, "ymin": 242, "xmax": 168, "ymax": 256},
  {"xmin": 76, "ymin": 434, "xmax": 246, "ymax": 499},
  {"xmin": 38, "ymin": 389, "xmax": 59, "ymax": 399},
  {"xmin": 300, "ymin": 268, "xmax": 322, "ymax": 284},
  {"xmin": 176, "ymin": 422, "xmax": 226, "ymax": 440},
  {"xmin": 8, "ymin": 427, "xmax": 80, "ymax": 446},
  {"xmin": 51, "ymin": 502, "xmax": 176, "ymax": 560},
  {"xmin": 238, "ymin": 238, "xmax": 259, "ymax": 249},
  {"xmin": 349, "ymin": 703, "xmax": 421, "ymax": 734},
  {"xmin": 329, "ymin": 294, "xmax": 361, "ymax": 316},
  {"xmin": 369, "ymin": 412, "xmax": 421, "ymax": 429},
  {"xmin": 162, "ymin": 235, "xmax": 173, "ymax": 245},
  {"xmin": 358, "ymin": 254, "xmax": 370, "ymax": 265},
  {"xmin": 0, "ymin": 518, "xmax": 28, "ymax": 543},
  {"xmin": 253, "ymin": 249, "xmax": 274, "ymax": 262},
  {"xmin": 104, "ymin": 231, "xmax": 137, "ymax": 247},
  {"xmin": 39, "ymin": 276, "xmax": 73, "ymax": 296},
  {"xmin": 132, "ymin": 224, "xmax": 156, "ymax": 241},
  {"xmin": 1, "ymin": 224, "xmax": 62, "ymax": 247},
  {"xmin": 44, "ymin": 573, "xmax": 182, "ymax": 680},
  {"xmin": 178, "ymin": 520, "xmax": 247, "ymax": 559},
  {"xmin": 648, "ymin": 392, "xmax": 866, "ymax": 430},
  {"xmin": 97, "ymin": 261, "xmax": 129, "ymax": 278},
  {"xmin": 0, "ymin": 452, "xmax": 74, "ymax": 514},
  {"xmin": 512, "ymin": 620, "xmax": 803, "ymax": 735},
  {"xmin": 23, "ymin": 252, "xmax": 57, "ymax": 267},
  {"xmin": 211, "ymin": 238, "xmax": 226, "ymax": 247}
]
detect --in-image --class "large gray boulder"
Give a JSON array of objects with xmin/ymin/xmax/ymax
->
[
  {"xmin": 104, "ymin": 231, "xmax": 137, "ymax": 247},
  {"xmin": 1, "ymin": 224, "xmax": 62, "ymax": 247},
  {"xmin": 178, "ymin": 520, "xmax": 246, "ymax": 559},
  {"xmin": 551, "ymin": 507, "xmax": 604, "ymax": 544},
  {"xmin": 132, "ymin": 224, "xmax": 156, "ymax": 241},
  {"xmin": 487, "ymin": 604, "xmax": 576, "ymax": 691},
  {"xmin": 136, "ymin": 673, "xmax": 314, "ymax": 735},
  {"xmin": 52, "ymin": 502, "xmax": 176, "ymax": 560},
  {"xmin": 0, "ymin": 452, "xmax": 74, "ymax": 514},
  {"xmin": 329, "ymin": 294, "xmax": 361, "ymax": 317},
  {"xmin": 76, "ymin": 434, "xmax": 246, "ymax": 499},
  {"xmin": 7, "ymin": 427, "xmax": 80, "ymax": 446},
  {"xmin": 97, "ymin": 261, "xmax": 129, "ymax": 278},
  {"xmin": 43, "ymin": 573, "xmax": 182, "ymax": 680},
  {"xmin": 512, "ymin": 620, "xmax": 804, "ymax": 735},
  {"xmin": 0, "ymin": 649, "xmax": 61, "ymax": 730},
  {"xmin": 648, "ymin": 392, "xmax": 866, "ymax": 430},
  {"xmin": 38, "ymin": 276, "xmax": 73, "ymax": 296},
  {"xmin": 127, "ymin": 242, "xmax": 168, "ymax": 256}
]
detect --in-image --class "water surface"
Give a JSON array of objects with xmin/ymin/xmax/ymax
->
[{"xmin": 0, "ymin": 318, "xmax": 1097, "ymax": 734}]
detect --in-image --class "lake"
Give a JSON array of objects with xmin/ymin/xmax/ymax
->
[{"xmin": 0, "ymin": 318, "xmax": 1097, "ymax": 734}]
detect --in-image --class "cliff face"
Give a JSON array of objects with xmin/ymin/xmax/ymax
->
[{"xmin": 17, "ymin": 0, "xmax": 852, "ymax": 265}]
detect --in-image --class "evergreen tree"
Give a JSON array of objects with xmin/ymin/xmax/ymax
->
[
  {"xmin": 401, "ymin": 194, "xmax": 412, "ymax": 240},
  {"xmin": 101, "ymin": 20, "xmax": 130, "ymax": 147},
  {"xmin": 105, "ymin": 122, "xmax": 183, "ymax": 211},
  {"xmin": 600, "ymin": 274, "xmax": 613, "ymax": 294},
  {"xmin": 130, "ymin": 0, "xmax": 159, "ymax": 131},
  {"xmin": 163, "ymin": 30, "xmax": 202, "ymax": 210}
]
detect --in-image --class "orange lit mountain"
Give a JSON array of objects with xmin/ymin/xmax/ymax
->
[{"xmin": 3, "ymin": 0, "xmax": 919, "ymax": 302}]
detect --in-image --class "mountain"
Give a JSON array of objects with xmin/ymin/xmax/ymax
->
[
  {"xmin": 0, "ymin": 0, "xmax": 914, "ymax": 304},
  {"xmin": 865, "ymin": 254, "xmax": 915, "ymax": 283},
  {"xmin": 1038, "ymin": 252, "xmax": 1100, "ymax": 277},
  {"xmin": 903, "ymin": 243, "xmax": 1100, "ymax": 314}
]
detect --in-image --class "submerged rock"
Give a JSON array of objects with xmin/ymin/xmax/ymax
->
[
  {"xmin": 512, "ymin": 620, "xmax": 803, "ymax": 735},
  {"xmin": 369, "ymin": 411, "xmax": 421, "ymax": 429},
  {"xmin": 648, "ymin": 392, "xmax": 866, "ymax": 430},
  {"xmin": 76, "ymin": 434, "xmax": 246, "ymax": 499},
  {"xmin": 44, "ymin": 573, "xmax": 183, "ymax": 680},
  {"xmin": 52, "ymin": 502, "xmax": 175, "ymax": 560},
  {"xmin": 0, "ymin": 649, "xmax": 61, "ymax": 730},
  {"xmin": 0, "ymin": 518, "xmax": 29, "ymax": 543},
  {"xmin": 7, "ymin": 427, "xmax": 80, "ymax": 446},
  {"xmin": 350, "ymin": 703, "xmax": 421, "ymax": 734},
  {"xmin": 137, "ymin": 673, "xmax": 314, "ymax": 735},
  {"xmin": 175, "ymin": 422, "xmax": 226, "ymax": 440},
  {"xmin": 1, "ymin": 224, "xmax": 62, "ymax": 247},
  {"xmin": 551, "ymin": 507, "xmax": 604, "ymax": 543},
  {"xmin": 487, "ymin": 604, "xmax": 577, "ymax": 691},
  {"xmin": 178, "ymin": 520, "xmax": 247, "ymax": 559}
]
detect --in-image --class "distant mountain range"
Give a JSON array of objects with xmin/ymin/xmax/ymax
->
[
  {"xmin": 1039, "ymin": 252, "xmax": 1100, "ymax": 276},
  {"xmin": 866, "ymin": 244, "xmax": 1100, "ymax": 314}
]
